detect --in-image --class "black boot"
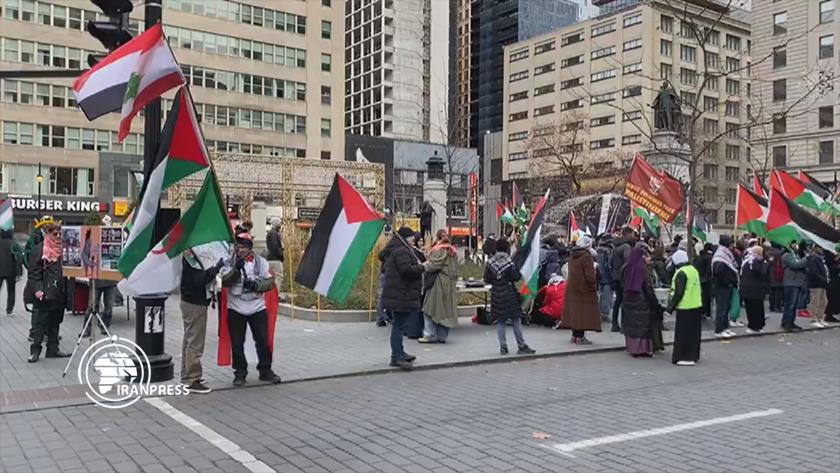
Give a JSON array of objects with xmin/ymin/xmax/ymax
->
[
  {"xmin": 258, "ymin": 370, "xmax": 282, "ymax": 384},
  {"xmin": 45, "ymin": 349, "xmax": 70, "ymax": 358},
  {"xmin": 232, "ymin": 372, "xmax": 246, "ymax": 387}
]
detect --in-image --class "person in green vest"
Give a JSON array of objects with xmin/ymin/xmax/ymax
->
[{"xmin": 667, "ymin": 250, "xmax": 703, "ymax": 366}]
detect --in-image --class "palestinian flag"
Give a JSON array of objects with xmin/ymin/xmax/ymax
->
[
  {"xmin": 752, "ymin": 174, "xmax": 768, "ymax": 198},
  {"xmin": 569, "ymin": 212, "xmax": 587, "ymax": 242},
  {"xmin": 118, "ymin": 170, "xmax": 233, "ymax": 296},
  {"xmin": 514, "ymin": 189, "xmax": 549, "ymax": 298},
  {"xmin": 735, "ymin": 184, "xmax": 769, "ymax": 236},
  {"xmin": 690, "ymin": 208, "xmax": 713, "ymax": 243},
  {"xmin": 0, "ymin": 199, "xmax": 12, "ymax": 232},
  {"xmin": 767, "ymin": 186, "xmax": 840, "ymax": 252},
  {"xmin": 72, "ymin": 23, "xmax": 184, "ymax": 142},
  {"xmin": 118, "ymin": 88, "xmax": 210, "ymax": 290},
  {"xmin": 799, "ymin": 170, "xmax": 835, "ymax": 198},
  {"xmin": 630, "ymin": 204, "xmax": 660, "ymax": 238},
  {"xmin": 295, "ymin": 174, "xmax": 385, "ymax": 303},
  {"xmin": 500, "ymin": 206, "xmax": 515, "ymax": 225},
  {"xmin": 770, "ymin": 169, "xmax": 833, "ymax": 214}
]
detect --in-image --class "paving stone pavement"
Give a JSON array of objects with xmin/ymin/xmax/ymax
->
[
  {"xmin": 0, "ymin": 282, "xmax": 835, "ymax": 412},
  {"xmin": 1, "ymin": 329, "xmax": 837, "ymax": 473}
]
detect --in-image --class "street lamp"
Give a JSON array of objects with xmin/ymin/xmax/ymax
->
[{"xmin": 35, "ymin": 162, "xmax": 43, "ymax": 219}]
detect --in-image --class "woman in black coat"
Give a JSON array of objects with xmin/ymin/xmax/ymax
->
[
  {"xmin": 484, "ymin": 239, "xmax": 534, "ymax": 355},
  {"xmin": 380, "ymin": 227, "xmax": 426, "ymax": 368},
  {"xmin": 739, "ymin": 246, "xmax": 770, "ymax": 333}
]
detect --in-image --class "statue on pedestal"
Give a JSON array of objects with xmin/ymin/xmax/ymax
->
[{"xmin": 652, "ymin": 81, "xmax": 682, "ymax": 134}]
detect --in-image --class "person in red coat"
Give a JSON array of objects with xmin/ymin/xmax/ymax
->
[{"xmin": 538, "ymin": 274, "xmax": 566, "ymax": 328}]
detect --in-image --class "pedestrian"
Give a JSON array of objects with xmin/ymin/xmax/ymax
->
[
  {"xmin": 739, "ymin": 245, "xmax": 770, "ymax": 334},
  {"xmin": 0, "ymin": 229, "xmax": 22, "ymax": 315},
  {"xmin": 485, "ymin": 238, "xmax": 535, "ymax": 355},
  {"xmin": 24, "ymin": 222, "xmax": 69, "ymax": 363},
  {"xmin": 767, "ymin": 242, "xmax": 785, "ymax": 312},
  {"xmin": 595, "ymin": 234, "xmax": 614, "ymax": 323},
  {"xmin": 380, "ymin": 227, "xmax": 426, "ymax": 369},
  {"xmin": 563, "ymin": 235, "xmax": 601, "ymax": 345},
  {"xmin": 266, "ymin": 216, "xmax": 285, "ymax": 293},
  {"xmin": 179, "ymin": 249, "xmax": 224, "ymax": 393},
  {"xmin": 781, "ymin": 242, "xmax": 808, "ymax": 332},
  {"xmin": 665, "ymin": 241, "xmax": 688, "ymax": 285},
  {"xmin": 419, "ymin": 230, "xmax": 458, "ymax": 344},
  {"xmin": 667, "ymin": 249, "xmax": 703, "ymax": 365},
  {"xmin": 221, "ymin": 233, "xmax": 281, "ymax": 386},
  {"xmin": 695, "ymin": 242, "xmax": 714, "ymax": 320},
  {"xmin": 805, "ymin": 245, "xmax": 829, "ymax": 328},
  {"xmin": 609, "ymin": 226, "xmax": 637, "ymax": 332},
  {"xmin": 711, "ymin": 235, "xmax": 739, "ymax": 338},
  {"xmin": 621, "ymin": 245, "xmax": 663, "ymax": 357},
  {"xmin": 823, "ymin": 252, "xmax": 840, "ymax": 323},
  {"xmin": 649, "ymin": 239, "xmax": 668, "ymax": 286}
]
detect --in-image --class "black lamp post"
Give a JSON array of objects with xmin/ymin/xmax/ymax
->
[{"xmin": 35, "ymin": 162, "xmax": 43, "ymax": 219}]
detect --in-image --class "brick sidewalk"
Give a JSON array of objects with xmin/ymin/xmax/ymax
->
[{"xmin": 0, "ymin": 283, "xmax": 832, "ymax": 412}]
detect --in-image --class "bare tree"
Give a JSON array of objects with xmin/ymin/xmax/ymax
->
[{"xmin": 524, "ymin": 111, "xmax": 591, "ymax": 194}]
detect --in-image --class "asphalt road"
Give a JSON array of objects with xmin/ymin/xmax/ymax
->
[{"xmin": 2, "ymin": 329, "xmax": 839, "ymax": 473}]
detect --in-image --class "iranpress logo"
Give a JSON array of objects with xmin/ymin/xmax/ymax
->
[{"xmin": 78, "ymin": 336, "xmax": 189, "ymax": 409}]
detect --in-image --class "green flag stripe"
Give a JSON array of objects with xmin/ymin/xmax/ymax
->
[
  {"xmin": 165, "ymin": 171, "xmax": 232, "ymax": 257},
  {"xmin": 163, "ymin": 160, "xmax": 206, "ymax": 190},
  {"xmin": 326, "ymin": 219, "xmax": 384, "ymax": 303},
  {"xmin": 117, "ymin": 222, "xmax": 155, "ymax": 277}
]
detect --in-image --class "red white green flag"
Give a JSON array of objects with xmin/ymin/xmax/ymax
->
[
  {"xmin": 766, "ymin": 186, "xmax": 840, "ymax": 252},
  {"xmin": 770, "ymin": 169, "xmax": 835, "ymax": 214},
  {"xmin": 514, "ymin": 189, "xmax": 550, "ymax": 299},
  {"xmin": 752, "ymin": 174, "xmax": 768, "ymax": 198},
  {"xmin": 735, "ymin": 184, "xmax": 768, "ymax": 236}
]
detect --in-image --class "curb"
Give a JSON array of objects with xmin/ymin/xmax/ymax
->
[{"xmin": 3, "ymin": 325, "xmax": 835, "ymax": 414}]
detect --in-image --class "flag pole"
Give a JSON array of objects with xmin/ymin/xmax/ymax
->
[
  {"xmin": 367, "ymin": 251, "xmax": 375, "ymax": 323},
  {"xmin": 316, "ymin": 294, "xmax": 321, "ymax": 324},
  {"xmin": 287, "ymin": 236, "xmax": 295, "ymax": 320}
]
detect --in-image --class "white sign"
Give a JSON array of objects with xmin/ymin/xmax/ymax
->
[
  {"xmin": 7, "ymin": 197, "xmax": 100, "ymax": 213},
  {"xmin": 143, "ymin": 306, "xmax": 164, "ymax": 334}
]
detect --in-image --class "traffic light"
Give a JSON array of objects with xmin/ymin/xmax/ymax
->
[{"xmin": 87, "ymin": 0, "xmax": 134, "ymax": 67}]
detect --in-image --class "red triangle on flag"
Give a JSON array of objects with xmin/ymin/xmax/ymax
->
[
  {"xmin": 169, "ymin": 88, "xmax": 210, "ymax": 167},
  {"xmin": 766, "ymin": 187, "xmax": 792, "ymax": 232},
  {"xmin": 736, "ymin": 185, "xmax": 763, "ymax": 226},
  {"xmin": 337, "ymin": 174, "xmax": 382, "ymax": 224},
  {"xmin": 772, "ymin": 169, "xmax": 806, "ymax": 200}
]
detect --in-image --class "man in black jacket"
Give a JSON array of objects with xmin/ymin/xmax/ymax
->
[
  {"xmin": 380, "ymin": 227, "xmax": 427, "ymax": 369},
  {"xmin": 26, "ymin": 223, "xmax": 69, "ymax": 362},
  {"xmin": 711, "ymin": 236, "xmax": 739, "ymax": 337},
  {"xmin": 0, "ymin": 230, "xmax": 21, "ymax": 315},
  {"xmin": 609, "ymin": 226, "xmax": 637, "ymax": 332},
  {"xmin": 179, "ymin": 249, "xmax": 224, "ymax": 393}
]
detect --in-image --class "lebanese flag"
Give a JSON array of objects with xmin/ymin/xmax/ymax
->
[
  {"xmin": 295, "ymin": 174, "xmax": 384, "ymax": 303},
  {"xmin": 72, "ymin": 23, "xmax": 185, "ymax": 142},
  {"xmin": 770, "ymin": 169, "xmax": 831, "ymax": 213},
  {"xmin": 767, "ymin": 187, "xmax": 840, "ymax": 252},
  {"xmin": 514, "ymin": 189, "xmax": 549, "ymax": 299},
  {"xmin": 752, "ymin": 174, "xmax": 768, "ymax": 198},
  {"xmin": 735, "ymin": 184, "xmax": 768, "ymax": 237},
  {"xmin": 217, "ymin": 288, "xmax": 279, "ymax": 366}
]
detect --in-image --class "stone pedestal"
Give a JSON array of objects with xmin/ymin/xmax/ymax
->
[
  {"xmin": 423, "ymin": 180, "xmax": 447, "ymax": 236},
  {"xmin": 641, "ymin": 131, "xmax": 691, "ymax": 183},
  {"xmin": 250, "ymin": 200, "xmax": 267, "ymax": 252}
]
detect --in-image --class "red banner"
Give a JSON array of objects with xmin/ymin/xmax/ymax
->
[
  {"xmin": 469, "ymin": 172, "xmax": 478, "ymax": 225},
  {"xmin": 622, "ymin": 154, "xmax": 684, "ymax": 223}
]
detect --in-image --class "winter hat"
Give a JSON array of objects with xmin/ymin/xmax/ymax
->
[
  {"xmin": 670, "ymin": 250, "xmax": 689, "ymax": 266},
  {"xmin": 235, "ymin": 232, "xmax": 254, "ymax": 248},
  {"xmin": 397, "ymin": 226, "xmax": 414, "ymax": 238},
  {"xmin": 719, "ymin": 235, "xmax": 734, "ymax": 248}
]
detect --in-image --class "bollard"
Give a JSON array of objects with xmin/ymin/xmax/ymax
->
[{"xmin": 133, "ymin": 295, "xmax": 174, "ymax": 382}]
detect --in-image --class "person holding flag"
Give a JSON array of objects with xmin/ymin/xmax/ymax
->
[{"xmin": 485, "ymin": 239, "xmax": 535, "ymax": 355}]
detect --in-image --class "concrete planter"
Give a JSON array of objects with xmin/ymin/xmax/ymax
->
[{"xmin": 278, "ymin": 303, "xmax": 485, "ymax": 323}]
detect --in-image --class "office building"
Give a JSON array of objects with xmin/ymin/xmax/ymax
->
[
  {"xmin": 1, "ymin": 0, "xmax": 344, "ymax": 228},
  {"xmin": 502, "ymin": 0, "xmax": 752, "ymax": 228},
  {"xmin": 750, "ymin": 0, "xmax": 839, "ymax": 183},
  {"xmin": 344, "ymin": 0, "xmax": 449, "ymax": 143}
]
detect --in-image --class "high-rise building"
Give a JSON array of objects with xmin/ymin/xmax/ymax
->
[
  {"xmin": 592, "ymin": 0, "xmax": 641, "ymax": 16},
  {"xmin": 344, "ymin": 0, "xmax": 449, "ymax": 143},
  {"xmin": 750, "ymin": 0, "xmax": 839, "ymax": 183},
  {"xmin": 0, "ymin": 0, "xmax": 344, "ymax": 228},
  {"xmin": 451, "ymin": 0, "xmax": 580, "ymax": 150},
  {"xmin": 501, "ymin": 0, "xmax": 752, "ymax": 229}
]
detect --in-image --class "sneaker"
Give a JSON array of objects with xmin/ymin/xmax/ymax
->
[
  {"xmin": 389, "ymin": 359, "xmax": 413, "ymax": 369},
  {"xmin": 723, "ymin": 329, "xmax": 736, "ymax": 337},
  {"xmin": 517, "ymin": 345, "xmax": 536, "ymax": 355},
  {"xmin": 417, "ymin": 337, "xmax": 436, "ymax": 344},
  {"xmin": 810, "ymin": 321, "xmax": 827, "ymax": 328},
  {"xmin": 575, "ymin": 337, "xmax": 593, "ymax": 345},
  {"xmin": 714, "ymin": 331, "xmax": 732, "ymax": 339},
  {"xmin": 187, "ymin": 381, "xmax": 212, "ymax": 394},
  {"xmin": 676, "ymin": 361, "xmax": 696, "ymax": 366},
  {"xmin": 402, "ymin": 353, "xmax": 416, "ymax": 362},
  {"xmin": 232, "ymin": 373, "xmax": 246, "ymax": 387},
  {"xmin": 258, "ymin": 371, "xmax": 282, "ymax": 384},
  {"xmin": 500, "ymin": 345, "xmax": 509, "ymax": 355},
  {"xmin": 729, "ymin": 320, "xmax": 744, "ymax": 327},
  {"xmin": 745, "ymin": 328, "xmax": 763, "ymax": 334},
  {"xmin": 784, "ymin": 324, "xmax": 804, "ymax": 332}
]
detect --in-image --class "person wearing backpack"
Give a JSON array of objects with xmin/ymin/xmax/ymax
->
[{"xmin": 805, "ymin": 245, "xmax": 829, "ymax": 328}]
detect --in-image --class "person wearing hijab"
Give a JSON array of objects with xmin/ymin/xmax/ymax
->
[
  {"xmin": 535, "ymin": 273, "xmax": 566, "ymax": 328},
  {"xmin": 739, "ymin": 246, "xmax": 770, "ymax": 333},
  {"xmin": 712, "ymin": 235, "xmax": 739, "ymax": 338},
  {"xmin": 667, "ymin": 249, "xmax": 703, "ymax": 365},
  {"xmin": 24, "ymin": 223, "xmax": 70, "ymax": 362},
  {"xmin": 484, "ymin": 238, "xmax": 535, "ymax": 355},
  {"xmin": 621, "ymin": 245, "xmax": 664, "ymax": 357},
  {"xmin": 419, "ymin": 230, "xmax": 458, "ymax": 343},
  {"xmin": 563, "ymin": 235, "xmax": 601, "ymax": 345}
]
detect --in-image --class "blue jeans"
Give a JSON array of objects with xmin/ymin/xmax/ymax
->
[
  {"xmin": 782, "ymin": 286, "xmax": 807, "ymax": 327},
  {"xmin": 423, "ymin": 313, "xmax": 450, "ymax": 342},
  {"xmin": 95, "ymin": 285, "xmax": 115, "ymax": 326},
  {"xmin": 598, "ymin": 284, "xmax": 613, "ymax": 319},
  {"xmin": 714, "ymin": 286, "xmax": 732, "ymax": 333},
  {"xmin": 496, "ymin": 318, "xmax": 525, "ymax": 348},
  {"xmin": 389, "ymin": 310, "xmax": 409, "ymax": 361}
]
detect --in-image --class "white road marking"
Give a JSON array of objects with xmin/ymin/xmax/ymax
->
[
  {"xmin": 144, "ymin": 397, "xmax": 276, "ymax": 473},
  {"xmin": 544, "ymin": 409, "xmax": 784, "ymax": 457}
]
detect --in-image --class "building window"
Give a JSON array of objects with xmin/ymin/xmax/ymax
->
[
  {"xmin": 726, "ymin": 78, "xmax": 740, "ymax": 95},
  {"xmin": 321, "ymin": 20, "xmax": 331, "ymax": 39},
  {"xmin": 773, "ymin": 114, "xmax": 786, "ymax": 134},
  {"xmin": 622, "ymin": 134, "xmax": 642, "ymax": 145},
  {"xmin": 680, "ymin": 68, "xmax": 697, "ymax": 86},
  {"xmin": 509, "ymin": 131, "xmax": 528, "ymax": 141},
  {"xmin": 320, "ymin": 118, "xmax": 331, "ymax": 137},
  {"xmin": 821, "ymin": 1, "xmax": 835, "ymax": 23},
  {"xmin": 705, "ymin": 52, "xmax": 719, "ymax": 69},
  {"xmin": 509, "ymin": 111, "xmax": 528, "ymax": 121},
  {"xmin": 819, "ymin": 35, "xmax": 834, "ymax": 59},
  {"xmin": 448, "ymin": 201, "xmax": 466, "ymax": 218},
  {"xmin": 725, "ymin": 101, "xmax": 740, "ymax": 117},
  {"xmin": 726, "ymin": 144, "xmax": 740, "ymax": 160},
  {"xmin": 623, "ymin": 62, "xmax": 642, "ymax": 75},
  {"xmin": 590, "ymin": 138, "xmax": 615, "ymax": 150},
  {"xmin": 661, "ymin": 15, "xmax": 673, "ymax": 34},
  {"xmin": 561, "ymin": 32, "xmax": 584, "ymax": 46},
  {"xmin": 703, "ymin": 164, "xmax": 718, "ymax": 179},
  {"xmin": 725, "ymin": 210, "xmax": 735, "ymax": 225},
  {"xmin": 725, "ymin": 57, "xmax": 739, "ymax": 72},
  {"xmin": 509, "ymin": 91, "xmax": 528, "ymax": 102},
  {"xmin": 560, "ymin": 78, "xmax": 582, "ymax": 90},
  {"xmin": 706, "ymin": 30, "xmax": 720, "ymax": 46},
  {"xmin": 321, "ymin": 86, "xmax": 331, "ymax": 105},
  {"xmin": 509, "ymin": 70, "xmax": 529, "ymax": 82},
  {"xmin": 725, "ymin": 34, "xmax": 741, "ymax": 51},
  {"xmin": 680, "ymin": 45, "xmax": 696, "ymax": 63},
  {"xmin": 591, "ymin": 46, "xmax": 615, "ymax": 60},
  {"xmin": 704, "ymin": 96, "xmax": 718, "ymax": 112},
  {"xmin": 624, "ymin": 39, "xmax": 642, "ymax": 51},
  {"xmin": 623, "ymin": 14, "xmax": 642, "ymax": 28},
  {"xmin": 508, "ymin": 151, "xmax": 527, "ymax": 161},
  {"xmin": 624, "ymin": 110, "xmax": 641, "ymax": 121},
  {"xmin": 773, "ymin": 146, "xmax": 786, "ymax": 167},
  {"xmin": 773, "ymin": 47, "xmax": 786, "ymax": 68},
  {"xmin": 591, "ymin": 115, "xmax": 615, "ymax": 127},
  {"xmin": 591, "ymin": 22, "xmax": 615, "ymax": 37},
  {"xmin": 534, "ymin": 63, "xmax": 555, "ymax": 75},
  {"xmin": 623, "ymin": 86, "xmax": 642, "ymax": 98},
  {"xmin": 704, "ymin": 186, "xmax": 718, "ymax": 203},
  {"xmin": 680, "ymin": 91, "xmax": 696, "ymax": 107},
  {"xmin": 591, "ymin": 69, "xmax": 616, "ymax": 82},
  {"xmin": 534, "ymin": 105, "xmax": 555, "ymax": 117},
  {"xmin": 534, "ymin": 40, "xmax": 556, "ymax": 54},
  {"xmin": 510, "ymin": 49, "xmax": 529, "ymax": 62},
  {"xmin": 591, "ymin": 92, "xmax": 615, "ymax": 104},
  {"xmin": 321, "ymin": 151, "xmax": 331, "ymax": 160},
  {"xmin": 561, "ymin": 99, "xmax": 584, "ymax": 111},
  {"xmin": 703, "ymin": 118, "xmax": 718, "ymax": 134},
  {"xmin": 660, "ymin": 63, "xmax": 672, "ymax": 79},
  {"xmin": 725, "ymin": 166, "xmax": 740, "ymax": 181},
  {"xmin": 322, "ymin": 0, "xmax": 331, "ymax": 6},
  {"xmin": 819, "ymin": 106, "xmax": 834, "ymax": 128},
  {"xmin": 773, "ymin": 12, "xmax": 788, "ymax": 35},
  {"xmin": 534, "ymin": 84, "xmax": 555, "ymax": 95},
  {"xmin": 819, "ymin": 141, "xmax": 835, "ymax": 164},
  {"xmin": 320, "ymin": 53, "xmax": 331, "ymax": 72},
  {"xmin": 773, "ymin": 79, "xmax": 786, "ymax": 101},
  {"xmin": 561, "ymin": 55, "xmax": 584, "ymax": 68}
]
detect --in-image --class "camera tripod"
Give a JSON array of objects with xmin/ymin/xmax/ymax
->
[{"xmin": 62, "ymin": 278, "xmax": 115, "ymax": 378}]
